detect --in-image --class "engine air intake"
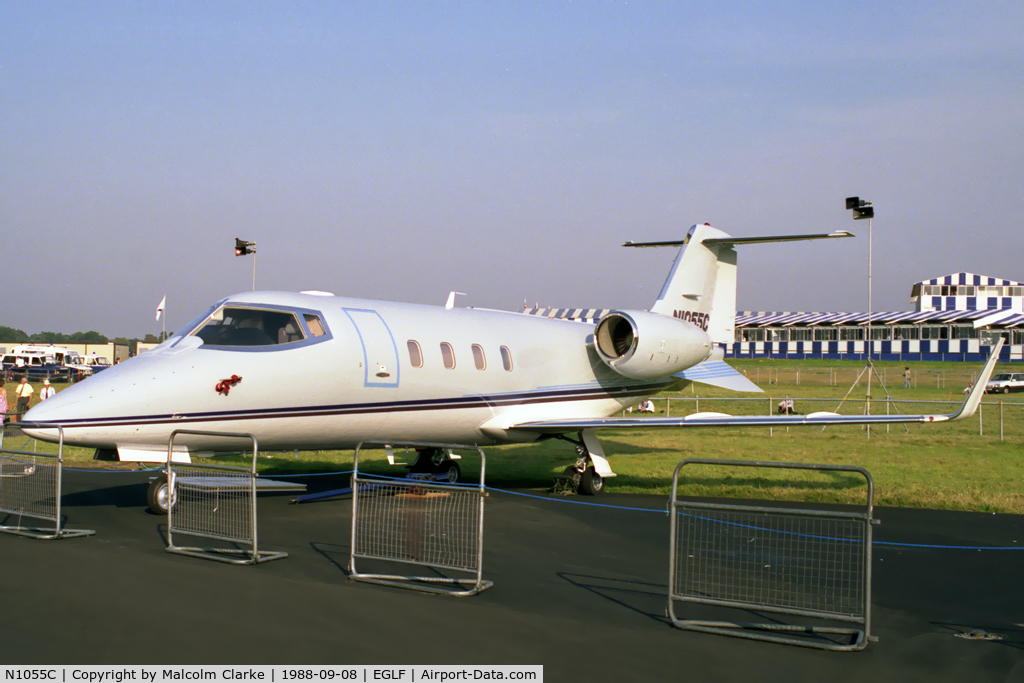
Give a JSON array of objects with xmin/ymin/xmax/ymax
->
[{"xmin": 593, "ymin": 310, "xmax": 712, "ymax": 380}]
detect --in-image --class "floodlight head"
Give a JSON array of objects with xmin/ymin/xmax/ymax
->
[
  {"xmin": 846, "ymin": 196, "xmax": 873, "ymax": 219},
  {"xmin": 234, "ymin": 237, "xmax": 255, "ymax": 256}
]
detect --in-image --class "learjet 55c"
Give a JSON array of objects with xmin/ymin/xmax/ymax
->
[{"xmin": 23, "ymin": 224, "xmax": 1001, "ymax": 495}]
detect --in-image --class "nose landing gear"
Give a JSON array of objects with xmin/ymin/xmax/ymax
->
[
  {"xmin": 146, "ymin": 473, "xmax": 176, "ymax": 514},
  {"xmin": 407, "ymin": 447, "xmax": 462, "ymax": 484}
]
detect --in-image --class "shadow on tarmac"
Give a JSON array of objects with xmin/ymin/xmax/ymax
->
[{"xmin": 0, "ymin": 470, "xmax": 1021, "ymax": 680}]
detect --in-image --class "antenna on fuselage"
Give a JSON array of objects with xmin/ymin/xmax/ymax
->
[{"xmin": 445, "ymin": 291, "xmax": 466, "ymax": 309}]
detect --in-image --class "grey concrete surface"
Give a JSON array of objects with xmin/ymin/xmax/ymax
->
[{"xmin": 0, "ymin": 470, "xmax": 1021, "ymax": 681}]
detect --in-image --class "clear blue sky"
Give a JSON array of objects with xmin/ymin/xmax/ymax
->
[{"xmin": 3, "ymin": 1, "xmax": 1021, "ymax": 337}]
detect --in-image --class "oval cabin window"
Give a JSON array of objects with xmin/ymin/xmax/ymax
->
[
  {"xmin": 407, "ymin": 340, "xmax": 423, "ymax": 368},
  {"xmin": 440, "ymin": 342, "xmax": 456, "ymax": 369}
]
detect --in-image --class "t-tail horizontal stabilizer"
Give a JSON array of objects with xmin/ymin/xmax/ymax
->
[
  {"xmin": 627, "ymin": 224, "xmax": 854, "ymax": 347},
  {"xmin": 510, "ymin": 339, "xmax": 1003, "ymax": 433},
  {"xmin": 675, "ymin": 359, "xmax": 762, "ymax": 393}
]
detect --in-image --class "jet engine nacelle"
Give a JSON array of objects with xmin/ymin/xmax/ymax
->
[{"xmin": 593, "ymin": 310, "xmax": 712, "ymax": 380}]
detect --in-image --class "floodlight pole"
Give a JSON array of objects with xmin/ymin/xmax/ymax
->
[
  {"xmin": 845, "ymin": 196, "xmax": 875, "ymax": 437},
  {"xmin": 831, "ymin": 201, "xmax": 906, "ymax": 439},
  {"xmin": 235, "ymin": 238, "xmax": 257, "ymax": 290},
  {"xmin": 866, "ymin": 215, "xmax": 873, "ymax": 436}
]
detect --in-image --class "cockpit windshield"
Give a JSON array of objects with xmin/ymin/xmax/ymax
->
[{"xmin": 194, "ymin": 307, "xmax": 307, "ymax": 347}]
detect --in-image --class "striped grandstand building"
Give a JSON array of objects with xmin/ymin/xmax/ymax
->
[
  {"xmin": 731, "ymin": 308, "xmax": 1024, "ymax": 362},
  {"xmin": 911, "ymin": 273, "xmax": 1024, "ymax": 313},
  {"xmin": 523, "ymin": 272, "xmax": 1024, "ymax": 363},
  {"xmin": 733, "ymin": 271, "xmax": 1024, "ymax": 362}
]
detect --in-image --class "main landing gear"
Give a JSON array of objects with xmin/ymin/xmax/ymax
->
[
  {"xmin": 407, "ymin": 447, "xmax": 462, "ymax": 484},
  {"xmin": 556, "ymin": 430, "xmax": 615, "ymax": 496},
  {"xmin": 562, "ymin": 446, "xmax": 604, "ymax": 496}
]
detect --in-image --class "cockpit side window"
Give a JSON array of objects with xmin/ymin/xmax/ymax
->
[
  {"xmin": 304, "ymin": 314, "xmax": 326, "ymax": 337},
  {"xmin": 195, "ymin": 307, "xmax": 307, "ymax": 347},
  {"xmin": 174, "ymin": 300, "xmax": 333, "ymax": 351}
]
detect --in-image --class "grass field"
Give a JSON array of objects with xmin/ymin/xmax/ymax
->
[{"xmin": 4, "ymin": 358, "xmax": 1023, "ymax": 513}]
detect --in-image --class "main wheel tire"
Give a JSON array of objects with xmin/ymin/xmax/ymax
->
[
  {"xmin": 1003, "ymin": 387, "xmax": 1011, "ymax": 394},
  {"xmin": 146, "ymin": 474, "xmax": 175, "ymax": 514},
  {"xmin": 440, "ymin": 461, "xmax": 461, "ymax": 484},
  {"xmin": 579, "ymin": 467, "xmax": 604, "ymax": 496}
]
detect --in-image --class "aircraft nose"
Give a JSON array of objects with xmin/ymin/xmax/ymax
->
[
  {"xmin": 18, "ymin": 356, "xmax": 158, "ymax": 446},
  {"xmin": 20, "ymin": 388, "xmax": 89, "ymax": 443},
  {"xmin": 23, "ymin": 396, "xmax": 70, "ymax": 424},
  {"xmin": 17, "ymin": 341, "xmax": 207, "ymax": 448}
]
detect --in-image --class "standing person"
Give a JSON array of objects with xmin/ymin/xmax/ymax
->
[
  {"xmin": 0, "ymin": 379, "xmax": 7, "ymax": 424},
  {"xmin": 904, "ymin": 367, "xmax": 912, "ymax": 389},
  {"xmin": 39, "ymin": 378, "xmax": 56, "ymax": 401},
  {"xmin": 14, "ymin": 377, "xmax": 33, "ymax": 422}
]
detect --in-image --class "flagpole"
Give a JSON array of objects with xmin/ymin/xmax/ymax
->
[{"xmin": 156, "ymin": 295, "xmax": 167, "ymax": 341}]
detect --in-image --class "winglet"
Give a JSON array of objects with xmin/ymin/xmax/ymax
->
[{"xmin": 949, "ymin": 338, "xmax": 1004, "ymax": 421}]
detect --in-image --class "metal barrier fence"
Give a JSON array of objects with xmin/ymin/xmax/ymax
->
[
  {"xmin": 669, "ymin": 459, "xmax": 875, "ymax": 651},
  {"xmin": 0, "ymin": 424, "xmax": 94, "ymax": 540},
  {"xmin": 638, "ymin": 397, "xmax": 1024, "ymax": 440},
  {"xmin": 165, "ymin": 429, "xmax": 287, "ymax": 565},
  {"xmin": 349, "ymin": 442, "xmax": 492, "ymax": 597}
]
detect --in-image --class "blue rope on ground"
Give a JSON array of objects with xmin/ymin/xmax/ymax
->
[
  {"xmin": 485, "ymin": 484, "xmax": 667, "ymax": 514},
  {"xmin": 57, "ymin": 467, "xmax": 1024, "ymax": 551},
  {"xmin": 64, "ymin": 466, "xmax": 163, "ymax": 473},
  {"xmin": 60, "ymin": 466, "xmax": 354, "ymax": 476},
  {"xmin": 873, "ymin": 540, "xmax": 1023, "ymax": 550},
  {"xmin": 266, "ymin": 470, "xmax": 354, "ymax": 478}
]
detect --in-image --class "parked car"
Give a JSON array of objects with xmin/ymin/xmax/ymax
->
[
  {"xmin": 2, "ymin": 352, "xmax": 71, "ymax": 382},
  {"xmin": 9, "ymin": 344, "xmax": 92, "ymax": 381},
  {"xmin": 84, "ymin": 354, "xmax": 113, "ymax": 373},
  {"xmin": 985, "ymin": 372, "xmax": 1024, "ymax": 394}
]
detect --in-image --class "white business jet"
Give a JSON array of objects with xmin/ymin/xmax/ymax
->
[{"xmin": 22, "ymin": 224, "xmax": 1001, "ymax": 502}]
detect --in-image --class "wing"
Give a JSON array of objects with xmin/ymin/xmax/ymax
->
[
  {"xmin": 510, "ymin": 339, "xmax": 1003, "ymax": 434},
  {"xmin": 675, "ymin": 359, "xmax": 762, "ymax": 393}
]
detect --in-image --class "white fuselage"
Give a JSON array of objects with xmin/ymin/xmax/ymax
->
[{"xmin": 24, "ymin": 291, "xmax": 692, "ymax": 454}]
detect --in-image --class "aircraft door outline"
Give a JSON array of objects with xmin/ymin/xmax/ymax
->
[{"xmin": 344, "ymin": 309, "xmax": 401, "ymax": 388}]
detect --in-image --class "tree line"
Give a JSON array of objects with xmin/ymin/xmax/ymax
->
[{"xmin": 0, "ymin": 326, "xmax": 164, "ymax": 347}]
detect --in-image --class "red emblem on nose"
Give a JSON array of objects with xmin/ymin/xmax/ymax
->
[{"xmin": 215, "ymin": 375, "xmax": 242, "ymax": 395}]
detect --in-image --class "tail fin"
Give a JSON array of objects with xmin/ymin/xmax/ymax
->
[{"xmin": 624, "ymin": 224, "xmax": 853, "ymax": 345}]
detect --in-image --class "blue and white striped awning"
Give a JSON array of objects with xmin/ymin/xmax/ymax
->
[
  {"xmin": 736, "ymin": 308, "xmax": 1016, "ymax": 328},
  {"xmin": 825, "ymin": 312, "xmax": 864, "ymax": 325},
  {"xmin": 521, "ymin": 307, "xmax": 609, "ymax": 323},
  {"xmin": 996, "ymin": 313, "xmax": 1024, "ymax": 327}
]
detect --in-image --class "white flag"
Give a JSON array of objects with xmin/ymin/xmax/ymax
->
[{"xmin": 156, "ymin": 295, "xmax": 166, "ymax": 321}]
